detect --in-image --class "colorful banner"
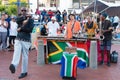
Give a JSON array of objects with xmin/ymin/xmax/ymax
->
[{"xmin": 47, "ymin": 41, "xmax": 89, "ymax": 65}]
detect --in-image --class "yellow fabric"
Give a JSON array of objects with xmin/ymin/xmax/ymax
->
[
  {"xmin": 36, "ymin": 27, "xmax": 40, "ymax": 32},
  {"xmin": 84, "ymin": 22, "xmax": 98, "ymax": 35}
]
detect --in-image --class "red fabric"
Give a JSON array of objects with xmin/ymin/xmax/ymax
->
[
  {"xmin": 72, "ymin": 56, "xmax": 78, "ymax": 78},
  {"xmin": 48, "ymin": 11, "xmax": 54, "ymax": 18},
  {"xmin": 86, "ymin": 40, "xmax": 108, "ymax": 62}
]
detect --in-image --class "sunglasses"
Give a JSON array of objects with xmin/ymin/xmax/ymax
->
[{"xmin": 21, "ymin": 10, "xmax": 26, "ymax": 12}]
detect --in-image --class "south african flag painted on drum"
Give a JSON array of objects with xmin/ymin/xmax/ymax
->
[{"xmin": 47, "ymin": 41, "xmax": 89, "ymax": 65}]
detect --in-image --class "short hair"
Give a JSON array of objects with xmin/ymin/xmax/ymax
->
[
  {"xmin": 102, "ymin": 13, "xmax": 108, "ymax": 18},
  {"xmin": 68, "ymin": 14, "xmax": 75, "ymax": 20}
]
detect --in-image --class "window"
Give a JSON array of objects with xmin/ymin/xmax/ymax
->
[{"xmin": 50, "ymin": 0, "xmax": 56, "ymax": 7}]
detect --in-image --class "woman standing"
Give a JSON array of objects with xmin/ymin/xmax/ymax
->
[
  {"xmin": 0, "ymin": 13, "xmax": 8, "ymax": 51},
  {"xmin": 65, "ymin": 14, "xmax": 81, "ymax": 39}
]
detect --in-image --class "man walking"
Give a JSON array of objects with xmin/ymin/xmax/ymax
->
[{"xmin": 9, "ymin": 7, "xmax": 34, "ymax": 79}]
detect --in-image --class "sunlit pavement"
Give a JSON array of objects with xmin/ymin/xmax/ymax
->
[{"xmin": 0, "ymin": 44, "xmax": 120, "ymax": 80}]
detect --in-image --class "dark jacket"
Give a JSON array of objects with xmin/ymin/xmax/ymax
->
[
  {"xmin": 16, "ymin": 16, "xmax": 34, "ymax": 42},
  {"xmin": 102, "ymin": 20, "xmax": 112, "ymax": 40}
]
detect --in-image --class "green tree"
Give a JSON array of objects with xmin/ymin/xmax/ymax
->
[
  {"xmin": 8, "ymin": 0, "xmax": 28, "ymax": 7},
  {"xmin": 0, "ymin": 0, "xmax": 1, "ymax": 5},
  {"xmin": 0, "ymin": 5, "xmax": 5, "ymax": 12},
  {"xmin": 5, "ymin": 5, "xmax": 17, "ymax": 15},
  {"xmin": 0, "ymin": 0, "xmax": 28, "ymax": 15}
]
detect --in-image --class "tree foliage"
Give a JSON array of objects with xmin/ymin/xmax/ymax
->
[
  {"xmin": 0, "ymin": 0, "xmax": 28, "ymax": 15},
  {"xmin": 5, "ymin": 5, "xmax": 17, "ymax": 15},
  {"xmin": 0, "ymin": 0, "xmax": 1, "ymax": 5},
  {"xmin": 0, "ymin": 5, "xmax": 5, "ymax": 12}
]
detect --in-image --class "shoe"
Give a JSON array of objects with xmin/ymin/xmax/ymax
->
[
  {"xmin": 9, "ymin": 64, "xmax": 15, "ymax": 74},
  {"xmin": 18, "ymin": 72, "xmax": 28, "ymax": 79},
  {"xmin": 107, "ymin": 62, "xmax": 111, "ymax": 67},
  {"xmin": 99, "ymin": 61, "xmax": 104, "ymax": 65}
]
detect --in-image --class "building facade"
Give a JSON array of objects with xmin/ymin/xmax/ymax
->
[{"xmin": 29, "ymin": 0, "xmax": 120, "ymax": 13}]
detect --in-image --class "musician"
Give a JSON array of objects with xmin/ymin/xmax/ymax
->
[
  {"xmin": 9, "ymin": 7, "xmax": 34, "ymax": 79},
  {"xmin": 47, "ymin": 16, "xmax": 60, "ymax": 36},
  {"xmin": 100, "ymin": 13, "xmax": 113, "ymax": 67},
  {"xmin": 83, "ymin": 16, "xmax": 98, "ymax": 37},
  {"xmin": 65, "ymin": 14, "xmax": 81, "ymax": 39}
]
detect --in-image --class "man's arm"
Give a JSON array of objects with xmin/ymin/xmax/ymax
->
[{"xmin": 19, "ymin": 18, "xmax": 34, "ymax": 33}]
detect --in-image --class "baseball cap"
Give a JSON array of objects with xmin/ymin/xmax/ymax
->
[{"xmin": 102, "ymin": 13, "xmax": 108, "ymax": 18}]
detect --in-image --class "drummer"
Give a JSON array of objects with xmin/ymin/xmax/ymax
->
[{"xmin": 83, "ymin": 16, "xmax": 98, "ymax": 38}]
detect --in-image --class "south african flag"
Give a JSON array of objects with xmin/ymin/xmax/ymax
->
[{"xmin": 47, "ymin": 41, "xmax": 89, "ymax": 65}]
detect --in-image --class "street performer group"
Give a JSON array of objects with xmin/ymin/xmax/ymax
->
[{"xmin": 6, "ymin": 7, "xmax": 119, "ymax": 79}]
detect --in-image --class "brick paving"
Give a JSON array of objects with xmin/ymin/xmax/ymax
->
[{"xmin": 0, "ymin": 45, "xmax": 120, "ymax": 80}]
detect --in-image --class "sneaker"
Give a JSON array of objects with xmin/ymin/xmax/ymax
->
[
  {"xmin": 9, "ymin": 64, "xmax": 15, "ymax": 73},
  {"xmin": 107, "ymin": 62, "xmax": 111, "ymax": 67}
]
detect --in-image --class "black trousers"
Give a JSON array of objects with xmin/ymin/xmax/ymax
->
[{"xmin": 9, "ymin": 36, "xmax": 16, "ymax": 45}]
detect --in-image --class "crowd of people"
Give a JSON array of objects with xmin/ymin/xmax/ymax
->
[{"xmin": 0, "ymin": 7, "xmax": 120, "ymax": 79}]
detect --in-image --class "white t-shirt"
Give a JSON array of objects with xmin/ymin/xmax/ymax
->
[
  {"xmin": 0, "ymin": 20, "xmax": 7, "ymax": 32},
  {"xmin": 47, "ymin": 21, "xmax": 60, "ymax": 36},
  {"xmin": 9, "ymin": 21, "xmax": 18, "ymax": 36},
  {"xmin": 113, "ymin": 16, "xmax": 119, "ymax": 23},
  {"xmin": 33, "ymin": 14, "xmax": 39, "ymax": 22}
]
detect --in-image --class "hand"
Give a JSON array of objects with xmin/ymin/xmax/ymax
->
[
  {"xmin": 101, "ymin": 30, "xmax": 104, "ymax": 34},
  {"xmin": 1, "ymin": 22, "xmax": 4, "ymax": 26},
  {"xmin": 17, "ymin": 27, "xmax": 21, "ymax": 32}
]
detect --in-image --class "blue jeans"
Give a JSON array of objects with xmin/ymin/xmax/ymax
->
[
  {"xmin": 11, "ymin": 40, "xmax": 31, "ymax": 73},
  {"xmin": 0, "ymin": 32, "xmax": 7, "ymax": 49},
  {"xmin": 100, "ymin": 40, "xmax": 111, "ymax": 51}
]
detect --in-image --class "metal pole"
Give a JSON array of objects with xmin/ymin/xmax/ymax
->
[
  {"xmin": 17, "ymin": 0, "xmax": 21, "ymax": 15},
  {"xmin": 27, "ymin": 0, "xmax": 30, "ymax": 8},
  {"xmin": 80, "ymin": 0, "xmax": 83, "ymax": 21},
  {"xmin": 37, "ymin": 0, "xmax": 39, "ymax": 9},
  {"xmin": 55, "ymin": 0, "xmax": 57, "ymax": 10},
  {"xmin": 94, "ymin": 0, "xmax": 97, "ymax": 21},
  {"xmin": 94, "ymin": 0, "xmax": 97, "ymax": 14},
  {"xmin": 79, "ymin": 0, "xmax": 81, "ymax": 8}
]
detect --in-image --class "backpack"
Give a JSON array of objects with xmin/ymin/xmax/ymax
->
[{"xmin": 110, "ymin": 51, "xmax": 118, "ymax": 63}]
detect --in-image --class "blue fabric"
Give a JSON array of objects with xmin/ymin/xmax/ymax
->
[
  {"xmin": 77, "ymin": 60, "xmax": 86, "ymax": 69},
  {"xmin": 60, "ymin": 56, "xmax": 65, "ymax": 77}
]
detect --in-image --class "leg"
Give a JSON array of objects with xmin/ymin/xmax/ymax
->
[
  {"xmin": 107, "ymin": 50, "xmax": 111, "ymax": 63},
  {"xmin": 1, "ymin": 32, "xmax": 7, "ymax": 49},
  {"xmin": 8, "ymin": 36, "xmax": 12, "ymax": 48},
  {"xmin": 100, "ymin": 41, "xmax": 105, "ymax": 64},
  {"xmin": 0, "ymin": 32, "xmax": 2, "ymax": 45},
  {"xmin": 0, "ymin": 32, "xmax": 2, "ymax": 50},
  {"xmin": 101, "ymin": 50, "xmax": 104, "ymax": 63},
  {"xmin": 9, "ymin": 40, "xmax": 22, "ymax": 74},
  {"xmin": 21, "ymin": 41, "xmax": 31, "ymax": 73},
  {"xmin": 106, "ymin": 40, "xmax": 111, "ymax": 66},
  {"xmin": 13, "ymin": 36, "xmax": 16, "ymax": 44},
  {"xmin": 18, "ymin": 41, "xmax": 31, "ymax": 79},
  {"xmin": 11, "ymin": 40, "xmax": 22, "ymax": 68}
]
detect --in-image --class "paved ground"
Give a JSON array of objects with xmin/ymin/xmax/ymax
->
[{"xmin": 0, "ymin": 44, "xmax": 120, "ymax": 80}]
